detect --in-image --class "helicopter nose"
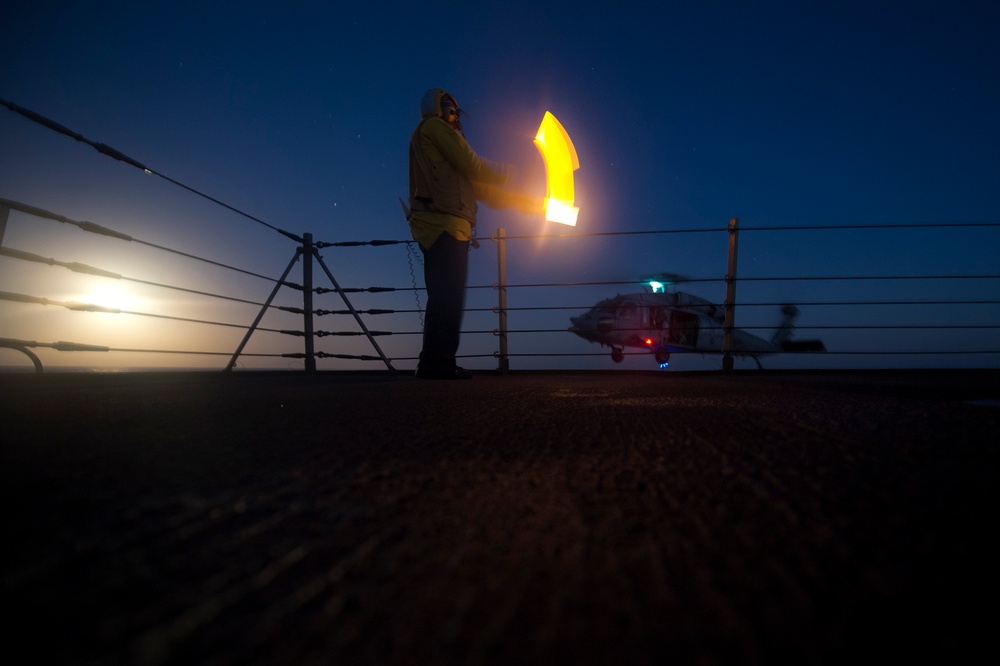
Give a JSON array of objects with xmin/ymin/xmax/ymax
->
[{"xmin": 570, "ymin": 314, "xmax": 602, "ymax": 343}]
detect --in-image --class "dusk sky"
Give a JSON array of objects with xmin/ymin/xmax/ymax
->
[{"xmin": 2, "ymin": 1, "xmax": 998, "ymax": 371}]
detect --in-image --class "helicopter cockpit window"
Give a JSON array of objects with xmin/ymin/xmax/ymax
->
[{"xmin": 596, "ymin": 299, "xmax": 616, "ymax": 316}]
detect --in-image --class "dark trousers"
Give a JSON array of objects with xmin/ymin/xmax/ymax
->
[{"xmin": 419, "ymin": 233, "xmax": 469, "ymax": 368}]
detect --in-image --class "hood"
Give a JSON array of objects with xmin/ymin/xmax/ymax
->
[{"xmin": 420, "ymin": 88, "xmax": 459, "ymax": 119}]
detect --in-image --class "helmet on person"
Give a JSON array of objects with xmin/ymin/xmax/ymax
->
[{"xmin": 419, "ymin": 88, "xmax": 463, "ymax": 130}]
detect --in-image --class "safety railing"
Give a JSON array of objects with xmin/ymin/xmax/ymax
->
[
  {"xmin": 4, "ymin": 195, "xmax": 999, "ymax": 373},
  {"xmin": 3, "ymin": 98, "xmax": 999, "ymax": 373},
  {"xmin": 477, "ymin": 222, "xmax": 1000, "ymax": 372}
]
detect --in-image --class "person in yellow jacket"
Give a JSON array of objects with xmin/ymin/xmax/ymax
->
[{"xmin": 408, "ymin": 88, "xmax": 540, "ymax": 379}]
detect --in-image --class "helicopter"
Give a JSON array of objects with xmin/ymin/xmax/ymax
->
[{"xmin": 568, "ymin": 275, "xmax": 825, "ymax": 369}]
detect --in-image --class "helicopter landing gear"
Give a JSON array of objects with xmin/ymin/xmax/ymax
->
[{"xmin": 610, "ymin": 347, "xmax": 625, "ymax": 363}]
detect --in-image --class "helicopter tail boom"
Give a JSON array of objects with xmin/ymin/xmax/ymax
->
[{"xmin": 781, "ymin": 339, "xmax": 827, "ymax": 352}]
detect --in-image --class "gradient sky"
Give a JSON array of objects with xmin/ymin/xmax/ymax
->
[{"xmin": 1, "ymin": 0, "xmax": 998, "ymax": 371}]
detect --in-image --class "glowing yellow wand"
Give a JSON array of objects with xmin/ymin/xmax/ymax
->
[{"xmin": 534, "ymin": 111, "xmax": 580, "ymax": 226}]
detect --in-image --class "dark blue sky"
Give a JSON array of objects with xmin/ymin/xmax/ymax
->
[{"xmin": 2, "ymin": 1, "xmax": 997, "ymax": 370}]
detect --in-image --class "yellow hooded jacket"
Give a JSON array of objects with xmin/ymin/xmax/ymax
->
[{"xmin": 408, "ymin": 90, "xmax": 540, "ymax": 249}]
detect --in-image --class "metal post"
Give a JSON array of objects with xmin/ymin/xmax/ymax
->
[
  {"xmin": 302, "ymin": 233, "xmax": 316, "ymax": 373},
  {"xmin": 495, "ymin": 227, "xmax": 509, "ymax": 375},
  {"xmin": 302, "ymin": 234, "xmax": 316, "ymax": 372},
  {"xmin": 722, "ymin": 217, "xmax": 739, "ymax": 374}
]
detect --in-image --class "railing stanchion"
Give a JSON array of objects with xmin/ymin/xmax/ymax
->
[
  {"xmin": 302, "ymin": 232, "xmax": 316, "ymax": 373},
  {"xmin": 496, "ymin": 227, "xmax": 509, "ymax": 375},
  {"xmin": 722, "ymin": 217, "xmax": 740, "ymax": 374}
]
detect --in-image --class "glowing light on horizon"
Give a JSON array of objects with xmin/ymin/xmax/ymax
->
[
  {"xmin": 534, "ymin": 111, "xmax": 580, "ymax": 226},
  {"xmin": 70, "ymin": 285, "xmax": 141, "ymax": 313}
]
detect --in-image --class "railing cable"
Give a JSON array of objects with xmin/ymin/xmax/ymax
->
[
  {"xmin": 739, "ymin": 222, "xmax": 1000, "ymax": 232},
  {"xmin": 0, "ymin": 336, "xmax": 284, "ymax": 357},
  {"xmin": 469, "ymin": 300, "xmax": 1000, "ymax": 312},
  {"xmin": 310, "ymin": 220, "xmax": 1000, "ymax": 248},
  {"xmin": 485, "ymin": 275, "xmax": 999, "ymax": 290},
  {"xmin": 0, "ymin": 198, "xmax": 283, "ymax": 285},
  {"xmin": 0, "ymin": 290, "xmax": 285, "ymax": 333},
  {"xmin": 487, "ymin": 221, "xmax": 1000, "ymax": 241},
  {"xmin": 0, "ymin": 246, "xmax": 278, "ymax": 309},
  {"xmin": 1, "ymin": 98, "xmax": 301, "ymax": 243}
]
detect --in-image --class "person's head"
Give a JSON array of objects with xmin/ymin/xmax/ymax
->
[{"xmin": 420, "ymin": 88, "xmax": 463, "ymax": 131}]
